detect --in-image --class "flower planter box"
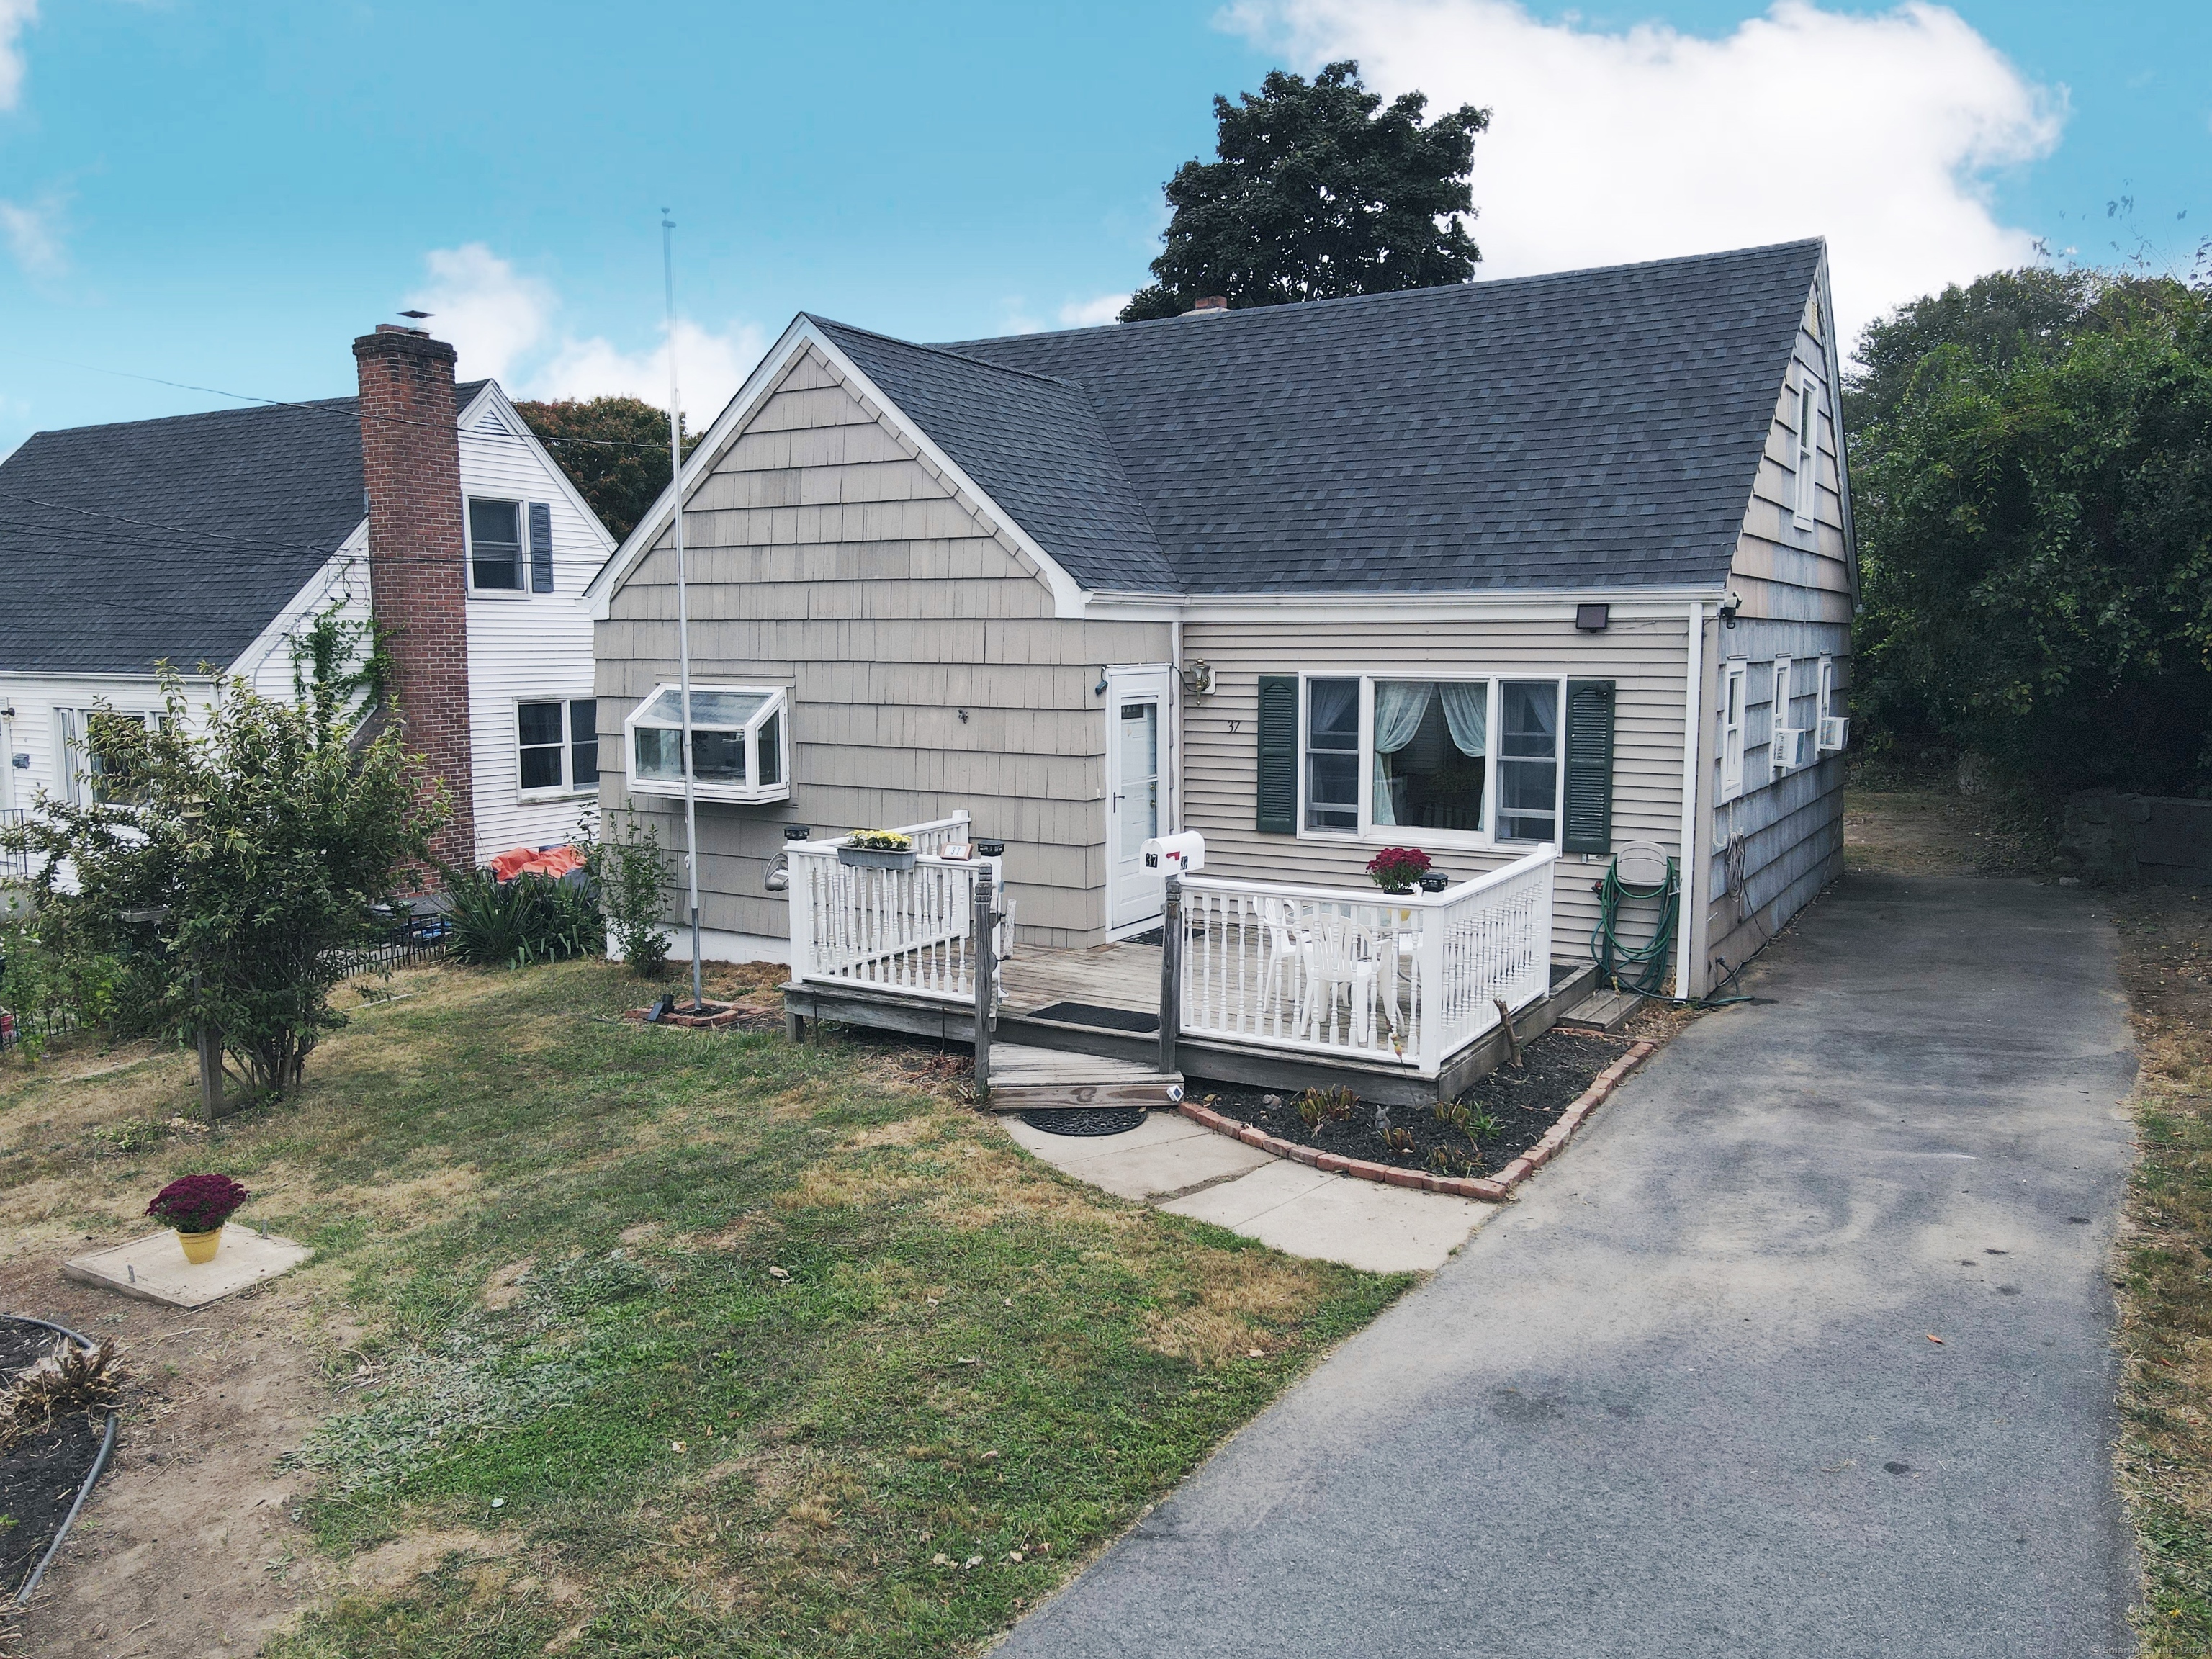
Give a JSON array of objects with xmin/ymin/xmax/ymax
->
[{"xmin": 839, "ymin": 846, "xmax": 917, "ymax": 871}]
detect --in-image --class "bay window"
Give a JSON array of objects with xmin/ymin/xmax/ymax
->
[{"xmin": 624, "ymin": 684, "xmax": 791, "ymax": 804}]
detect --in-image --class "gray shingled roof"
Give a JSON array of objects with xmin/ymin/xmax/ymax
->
[
  {"xmin": 816, "ymin": 240, "xmax": 1824, "ymax": 595},
  {"xmin": 0, "ymin": 382, "xmax": 489, "ymax": 676}
]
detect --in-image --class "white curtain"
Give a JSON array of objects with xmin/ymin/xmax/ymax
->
[
  {"xmin": 1439, "ymin": 682, "xmax": 1488, "ymax": 758},
  {"xmin": 1370, "ymin": 682, "xmax": 1434, "ymax": 828}
]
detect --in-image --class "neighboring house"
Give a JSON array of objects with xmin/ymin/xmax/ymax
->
[
  {"xmin": 585, "ymin": 240, "xmax": 1854, "ymax": 999},
  {"xmin": 0, "ymin": 325, "xmax": 613, "ymax": 870}
]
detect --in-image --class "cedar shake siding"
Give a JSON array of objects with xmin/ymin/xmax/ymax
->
[{"xmin": 593, "ymin": 345, "xmax": 1169, "ymax": 950}]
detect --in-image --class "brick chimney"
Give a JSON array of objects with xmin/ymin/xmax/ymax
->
[{"xmin": 353, "ymin": 323, "xmax": 475, "ymax": 871}]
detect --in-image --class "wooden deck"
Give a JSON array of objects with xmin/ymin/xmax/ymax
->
[{"xmin": 784, "ymin": 940, "xmax": 1600, "ymax": 1107}]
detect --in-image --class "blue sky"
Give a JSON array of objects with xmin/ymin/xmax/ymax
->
[{"xmin": 0, "ymin": 1, "xmax": 2205, "ymax": 455}]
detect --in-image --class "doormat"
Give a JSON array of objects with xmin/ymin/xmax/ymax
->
[
  {"xmin": 1025, "ymin": 1002, "xmax": 1160, "ymax": 1035},
  {"xmin": 1020, "ymin": 1107, "xmax": 1148, "ymax": 1136},
  {"xmin": 1119, "ymin": 927, "xmax": 1164, "ymax": 947}
]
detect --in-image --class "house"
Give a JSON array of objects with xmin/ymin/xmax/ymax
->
[
  {"xmin": 583, "ymin": 240, "xmax": 1853, "ymax": 1092},
  {"xmin": 0, "ymin": 325, "xmax": 613, "ymax": 871}
]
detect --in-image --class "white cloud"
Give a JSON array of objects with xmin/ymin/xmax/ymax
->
[
  {"xmin": 0, "ymin": 194, "xmax": 63, "ymax": 276},
  {"xmin": 535, "ymin": 317, "xmax": 769, "ymax": 424},
  {"xmin": 1059, "ymin": 293, "xmax": 1130, "ymax": 328},
  {"xmin": 1221, "ymin": 0, "xmax": 2065, "ymax": 345},
  {"xmin": 0, "ymin": 0, "xmax": 36, "ymax": 112},
  {"xmin": 405, "ymin": 243, "xmax": 765, "ymax": 423},
  {"xmin": 405, "ymin": 243, "xmax": 555, "ymax": 387}
]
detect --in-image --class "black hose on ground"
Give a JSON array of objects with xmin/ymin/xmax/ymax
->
[{"xmin": 4, "ymin": 1312, "xmax": 122, "ymax": 1609}]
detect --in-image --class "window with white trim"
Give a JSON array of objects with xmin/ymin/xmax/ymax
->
[
  {"xmin": 625, "ymin": 684, "xmax": 790, "ymax": 804},
  {"xmin": 467, "ymin": 499, "xmax": 556, "ymax": 594},
  {"xmin": 1298, "ymin": 674, "xmax": 1557, "ymax": 845},
  {"xmin": 517, "ymin": 698, "xmax": 599, "ymax": 796},
  {"xmin": 56, "ymin": 707, "xmax": 166, "ymax": 806},
  {"xmin": 1770, "ymin": 658, "xmax": 1797, "ymax": 780},
  {"xmin": 1719, "ymin": 662, "xmax": 1747, "ymax": 801},
  {"xmin": 1791, "ymin": 374, "xmax": 1820, "ymax": 529}
]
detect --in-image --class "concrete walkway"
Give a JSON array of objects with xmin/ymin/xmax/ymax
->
[
  {"xmin": 1004, "ymin": 1111, "xmax": 1496, "ymax": 1274},
  {"xmin": 997, "ymin": 876, "xmax": 2140, "ymax": 1658}
]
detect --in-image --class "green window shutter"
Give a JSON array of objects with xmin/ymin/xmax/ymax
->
[
  {"xmin": 1563, "ymin": 679, "xmax": 1614, "ymax": 854},
  {"xmin": 1256, "ymin": 674, "xmax": 1298, "ymax": 835}
]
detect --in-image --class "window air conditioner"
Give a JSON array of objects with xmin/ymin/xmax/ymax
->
[{"xmin": 1817, "ymin": 715, "xmax": 1850, "ymax": 753}]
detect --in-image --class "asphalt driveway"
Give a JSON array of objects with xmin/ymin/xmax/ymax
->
[{"xmin": 997, "ymin": 874, "xmax": 2139, "ymax": 1658}]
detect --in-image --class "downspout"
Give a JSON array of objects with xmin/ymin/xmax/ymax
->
[
  {"xmin": 1169, "ymin": 616, "xmax": 1184, "ymax": 833},
  {"xmin": 1674, "ymin": 601, "xmax": 1704, "ymax": 999}
]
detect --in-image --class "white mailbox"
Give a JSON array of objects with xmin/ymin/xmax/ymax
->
[{"xmin": 1141, "ymin": 830, "xmax": 1206, "ymax": 874}]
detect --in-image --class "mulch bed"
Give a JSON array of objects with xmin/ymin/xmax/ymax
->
[
  {"xmin": 0, "ymin": 1317, "xmax": 107, "ymax": 1599},
  {"xmin": 1194, "ymin": 1029, "xmax": 1636, "ymax": 1179}
]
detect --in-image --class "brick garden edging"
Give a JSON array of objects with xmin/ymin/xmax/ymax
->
[{"xmin": 1175, "ymin": 1039, "xmax": 1658, "ymax": 1202}]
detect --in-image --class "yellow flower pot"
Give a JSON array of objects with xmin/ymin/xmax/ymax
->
[{"xmin": 176, "ymin": 1227, "xmax": 222, "ymax": 1265}]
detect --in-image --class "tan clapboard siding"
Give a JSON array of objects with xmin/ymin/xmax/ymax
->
[
  {"xmin": 595, "ymin": 344, "xmax": 1170, "ymax": 950},
  {"xmin": 1179, "ymin": 613, "xmax": 1691, "ymax": 960}
]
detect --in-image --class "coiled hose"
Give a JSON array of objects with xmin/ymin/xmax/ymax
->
[{"xmin": 1589, "ymin": 851, "xmax": 1680, "ymax": 997}]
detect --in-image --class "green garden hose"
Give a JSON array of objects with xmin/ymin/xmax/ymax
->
[{"xmin": 1589, "ymin": 851, "xmax": 1679, "ymax": 997}]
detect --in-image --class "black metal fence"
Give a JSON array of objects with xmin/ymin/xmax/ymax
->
[{"xmin": 333, "ymin": 907, "xmax": 451, "ymax": 979}]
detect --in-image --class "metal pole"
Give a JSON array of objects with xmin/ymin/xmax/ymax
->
[
  {"xmin": 971, "ymin": 866, "xmax": 995, "ymax": 1097},
  {"xmin": 663, "ymin": 210, "xmax": 703, "ymax": 1013},
  {"xmin": 1158, "ymin": 872, "xmax": 1182, "ymax": 1078}
]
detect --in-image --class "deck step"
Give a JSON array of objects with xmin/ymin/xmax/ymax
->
[
  {"xmin": 985, "ymin": 1043, "xmax": 1184, "ymax": 1112},
  {"xmin": 1555, "ymin": 987, "xmax": 1644, "ymax": 1035}
]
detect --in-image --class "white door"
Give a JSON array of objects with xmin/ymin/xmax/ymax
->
[{"xmin": 1106, "ymin": 667, "xmax": 1172, "ymax": 931}]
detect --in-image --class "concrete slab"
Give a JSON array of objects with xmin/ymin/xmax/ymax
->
[
  {"xmin": 62, "ymin": 1226, "xmax": 313, "ymax": 1310},
  {"xmin": 1161, "ymin": 1162, "xmax": 1493, "ymax": 1273},
  {"xmin": 1004, "ymin": 1110, "xmax": 1272, "ymax": 1200}
]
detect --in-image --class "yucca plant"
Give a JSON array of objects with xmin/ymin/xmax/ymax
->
[{"xmin": 444, "ymin": 871, "xmax": 602, "ymax": 969}]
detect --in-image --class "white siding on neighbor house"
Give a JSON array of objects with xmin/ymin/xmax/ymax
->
[
  {"xmin": 0, "ymin": 673, "xmax": 218, "ymax": 815},
  {"xmin": 457, "ymin": 390, "xmax": 611, "ymax": 862},
  {"xmin": 595, "ymin": 343, "xmax": 1171, "ymax": 951},
  {"xmin": 1695, "ymin": 278, "xmax": 1853, "ymax": 984},
  {"xmin": 1179, "ymin": 610, "xmax": 1693, "ymax": 968},
  {"xmin": 236, "ymin": 526, "xmax": 374, "ymax": 701}
]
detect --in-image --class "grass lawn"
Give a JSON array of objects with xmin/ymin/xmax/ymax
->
[
  {"xmin": 2110, "ymin": 884, "xmax": 2212, "ymax": 1656},
  {"xmin": 0, "ymin": 959, "xmax": 1406, "ymax": 1656}
]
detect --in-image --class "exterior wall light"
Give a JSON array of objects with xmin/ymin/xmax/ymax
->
[{"xmin": 1574, "ymin": 603, "xmax": 1609, "ymax": 632}]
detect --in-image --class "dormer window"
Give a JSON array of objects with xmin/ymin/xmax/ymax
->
[{"xmin": 624, "ymin": 684, "xmax": 791, "ymax": 804}]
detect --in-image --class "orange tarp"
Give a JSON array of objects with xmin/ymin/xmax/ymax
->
[{"xmin": 487, "ymin": 845, "xmax": 585, "ymax": 884}]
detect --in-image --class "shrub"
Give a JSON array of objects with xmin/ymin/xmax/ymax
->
[
  {"xmin": 0, "ymin": 917, "xmax": 123, "ymax": 1059},
  {"xmin": 579, "ymin": 812, "xmax": 673, "ymax": 978},
  {"xmin": 146, "ymin": 1173, "xmax": 249, "ymax": 1233},
  {"xmin": 445, "ymin": 869, "xmax": 603, "ymax": 969}
]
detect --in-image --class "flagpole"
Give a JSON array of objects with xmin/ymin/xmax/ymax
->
[{"xmin": 662, "ymin": 209, "xmax": 704, "ymax": 1012}]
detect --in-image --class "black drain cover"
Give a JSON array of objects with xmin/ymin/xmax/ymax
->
[{"xmin": 1020, "ymin": 1107, "xmax": 1148, "ymax": 1137}]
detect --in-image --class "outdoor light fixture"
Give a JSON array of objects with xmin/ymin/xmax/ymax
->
[
  {"xmin": 1094, "ymin": 670, "xmax": 1110, "ymax": 696},
  {"xmin": 1179, "ymin": 660, "xmax": 1216, "ymax": 695},
  {"xmin": 1419, "ymin": 872, "xmax": 1450, "ymax": 894},
  {"xmin": 976, "ymin": 840, "xmax": 1007, "ymax": 858},
  {"xmin": 1718, "ymin": 590, "xmax": 1743, "ymax": 628},
  {"xmin": 1574, "ymin": 603, "xmax": 1609, "ymax": 632}
]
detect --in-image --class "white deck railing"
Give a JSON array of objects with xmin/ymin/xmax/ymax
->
[
  {"xmin": 786, "ymin": 814, "xmax": 1004, "ymax": 1005},
  {"xmin": 1176, "ymin": 845, "xmax": 1557, "ymax": 1076}
]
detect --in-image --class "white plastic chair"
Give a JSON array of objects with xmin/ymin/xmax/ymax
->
[
  {"xmin": 1254, "ymin": 896, "xmax": 1308, "ymax": 1030},
  {"xmin": 1298, "ymin": 911, "xmax": 1384, "ymax": 1047}
]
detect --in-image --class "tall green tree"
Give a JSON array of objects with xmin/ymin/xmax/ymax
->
[
  {"xmin": 1848, "ymin": 272, "xmax": 2212, "ymax": 791},
  {"xmin": 1119, "ymin": 62, "xmax": 1489, "ymax": 323},
  {"xmin": 514, "ymin": 396, "xmax": 705, "ymax": 544}
]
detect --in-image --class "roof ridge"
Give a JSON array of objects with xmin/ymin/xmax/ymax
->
[
  {"xmin": 943, "ymin": 238, "xmax": 1826, "ymax": 347},
  {"xmin": 805, "ymin": 314, "xmax": 1089, "ymax": 394}
]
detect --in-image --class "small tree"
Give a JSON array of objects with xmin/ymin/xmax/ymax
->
[
  {"xmin": 577, "ymin": 810, "xmax": 673, "ymax": 977},
  {"xmin": 0, "ymin": 669, "xmax": 447, "ymax": 1100},
  {"xmin": 1120, "ymin": 61, "xmax": 1489, "ymax": 322}
]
